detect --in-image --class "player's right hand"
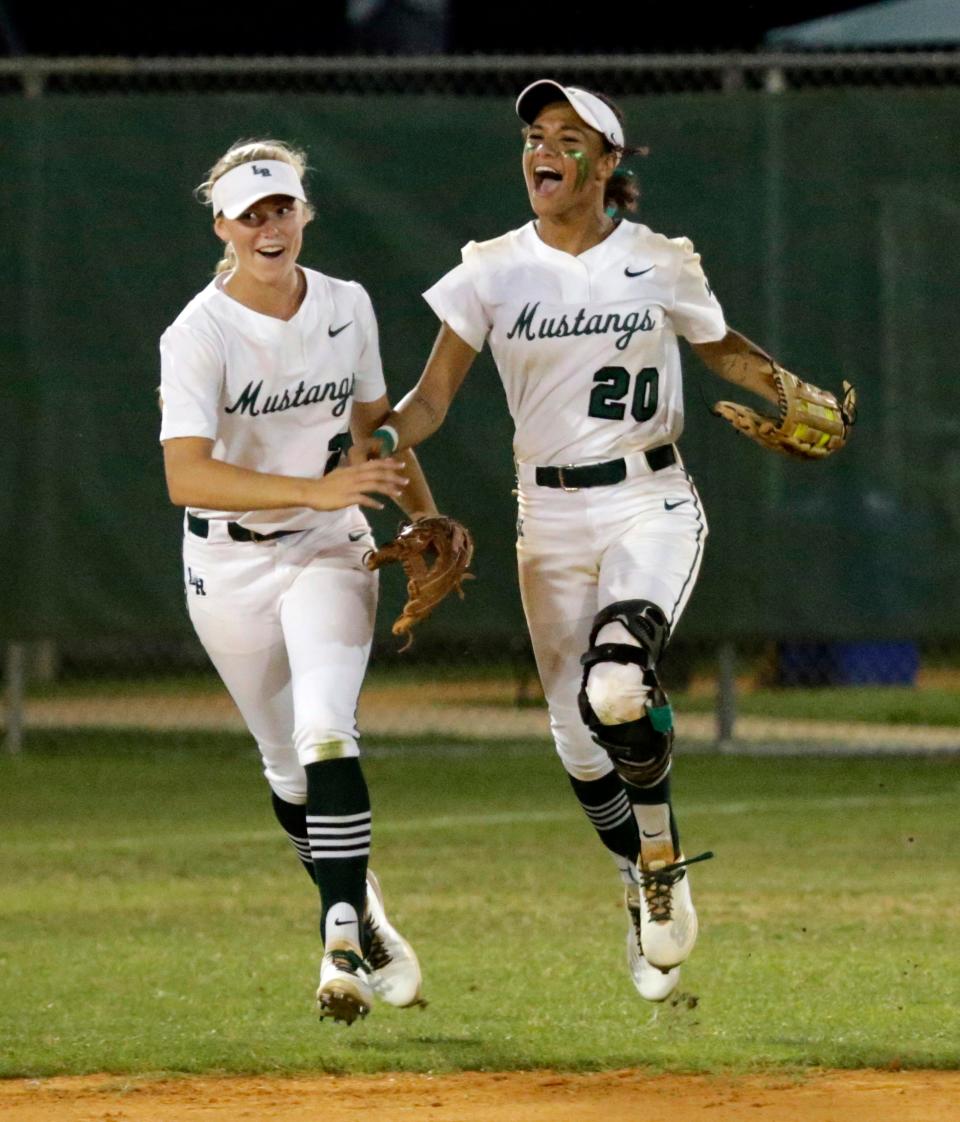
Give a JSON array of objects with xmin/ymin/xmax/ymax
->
[
  {"xmin": 310, "ymin": 458, "xmax": 408, "ymax": 511},
  {"xmin": 347, "ymin": 435, "xmax": 388, "ymax": 465}
]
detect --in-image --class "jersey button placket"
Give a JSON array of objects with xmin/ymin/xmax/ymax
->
[{"xmin": 560, "ymin": 257, "xmax": 592, "ymax": 306}]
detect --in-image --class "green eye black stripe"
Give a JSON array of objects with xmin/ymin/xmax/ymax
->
[{"xmin": 569, "ymin": 150, "xmax": 589, "ymax": 191}]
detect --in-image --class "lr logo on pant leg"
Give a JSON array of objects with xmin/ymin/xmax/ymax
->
[{"xmin": 188, "ymin": 568, "xmax": 206, "ymax": 596}]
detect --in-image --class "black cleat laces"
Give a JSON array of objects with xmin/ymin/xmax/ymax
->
[{"xmin": 641, "ymin": 850, "xmax": 715, "ymax": 923}]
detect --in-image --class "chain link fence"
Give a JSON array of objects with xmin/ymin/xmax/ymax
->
[
  {"xmin": 3, "ymin": 50, "xmax": 960, "ymax": 97},
  {"xmin": 3, "ymin": 51, "xmax": 959, "ymax": 755},
  {"xmin": 5, "ymin": 634, "xmax": 958, "ymax": 757}
]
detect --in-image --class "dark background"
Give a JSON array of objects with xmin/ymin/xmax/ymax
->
[
  {"xmin": 4, "ymin": 85, "xmax": 958, "ymax": 645},
  {"xmin": 0, "ymin": 1, "xmax": 877, "ymax": 57}
]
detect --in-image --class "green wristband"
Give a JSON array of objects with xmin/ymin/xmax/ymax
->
[{"xmin": 372, "ymin": 425, "xmax": 398, "ymax": 455}]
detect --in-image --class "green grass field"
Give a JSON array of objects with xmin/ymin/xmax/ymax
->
[{"xmin": 1, "ymin": 732, "xmax": 958, "ymax": 1078}]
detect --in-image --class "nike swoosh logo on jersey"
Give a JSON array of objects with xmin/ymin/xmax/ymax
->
[
  {"xmin": 348, "ymin": 530, "xmax": 367, "ymax": 542},
  {"xmin": 333, "ymin": 917, "xmax": 357, "ymax": 926},
  {"xmin": 664, "ymin": 499, "xmax": 690, "ymax": 511},
  {"xmin": 328, "ymin": 321, "xmax": 353, "ymax": 337},
  {"xmin": 625, "ymin": 265, "xmax": 656, "ymax": 277},
  {"xmin": 641, "ymin": 830, "xmax": 665, "ymax": 839}
]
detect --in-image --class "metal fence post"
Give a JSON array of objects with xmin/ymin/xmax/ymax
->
[
  {"xmin": 4, "ymin": 642, "xmax": 26, "ymax": 754},
  {"xmin": 716, "ymin": 642, "xmax": 736, "ymax": 749}
]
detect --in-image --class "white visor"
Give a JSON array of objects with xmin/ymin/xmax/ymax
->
[
  {"xmin": 516, "ymin": 80, "xmax": 624, "ymax": 151},
  {"xmin": 211, "ymin": 159, "xmax": 307, "ymax": 219}
]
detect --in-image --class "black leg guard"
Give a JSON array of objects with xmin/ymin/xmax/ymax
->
[
  {"xmin": 577, "ymin": 600, "xmax": 675, "ymax": 788},
  {"xmin": 585, "ymin": 696, "xmax": 674, "ymax": 787}
]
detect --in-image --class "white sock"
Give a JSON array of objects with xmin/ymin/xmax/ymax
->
[
  {"xmin": 324, "ymin": 901, "xmax": 360, "ymax": 949},
  {"xmin": 611, "ymin": 852, "xmax": 641, "ymax": 887},
  {"xmin": 632, "ymin": 803, "xmax": 672, "ymax": 848}
]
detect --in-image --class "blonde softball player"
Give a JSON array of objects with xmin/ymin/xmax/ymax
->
[
  {"xmin": 159, "ymin": 140, "xmax": 434, "ymax": 1025},
  {"xmin": 353, "ymin": 81, "xmax": 800, "ymax": 1003}
]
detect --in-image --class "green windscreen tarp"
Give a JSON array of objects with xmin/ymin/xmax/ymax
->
[{"xmin": 1, "ymin": 89, "xmax": 957, "ymax": 643}]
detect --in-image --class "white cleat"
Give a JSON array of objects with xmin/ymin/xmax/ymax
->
[
  {"xmin": 363, "ymin": 869, "xmax": 425, "ymax": 1008},
  {"xmin": 637, "ymin": 846, "xmax": 713, "ymax": 971},
  {"xmin": 625, "ymin": 885, "xmax": 680, "ymax": 1002},
  {"xmin": 316, "ymin": 943, "xmax": 373, "ymax": 1025}
]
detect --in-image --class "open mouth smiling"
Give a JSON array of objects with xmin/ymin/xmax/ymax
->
[{"xmin": 533, "ymin": 165, "xmax": 563, "ymax": 194}]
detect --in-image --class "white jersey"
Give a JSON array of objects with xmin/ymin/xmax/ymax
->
[
  {"xmin": 159, "ymin": 266, "xmax": 386, "ymax": 533},
  {"xmin": 423, "ymin": 219, "xmax": 726, "ymax": 465}
]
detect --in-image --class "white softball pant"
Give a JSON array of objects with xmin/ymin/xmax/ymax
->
[
  {"xmin": 516, "ymin": 453, "xmax": 707, "ymax": 781},
  {"xmin": 182, "ymin": 515, "xmax": 377, "ymax": 804}
]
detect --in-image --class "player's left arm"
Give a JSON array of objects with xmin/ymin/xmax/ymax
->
[
  {"xmin": 352, "ymin": 396, "xmax": 438, "ymax": 521},
  {"xmin": 689, "ymin": 329, "xmax": 782, "ymax": 406},
  {"xmin": 692, "ymin": 328, "xmax": 857, "ymax": 458}
]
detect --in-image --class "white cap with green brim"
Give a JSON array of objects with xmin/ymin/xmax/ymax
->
[
  {"xmin": 211, "ymin": 159, "xmax": 307, "ymax": 219},
  {"xmin": 515, "ymin": 80, "xmax": 624, "ymax": 151}
]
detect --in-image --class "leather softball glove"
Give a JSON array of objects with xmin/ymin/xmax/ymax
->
[
  {"xmin": 713, "ymin": 369, "xmax": 858, "ymax": 459},
  {"xmin": 364, "ymin": 515, "xmax": 475, "ymax": 650}
]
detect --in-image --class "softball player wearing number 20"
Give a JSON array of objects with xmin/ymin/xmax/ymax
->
[
  {"xmin": 159, "ymin": 140, "xmax": 435, "ymax": 1024},
  {"xmin": 358, "ymin": 82, "xmax": 795, "ymax": 1003}
]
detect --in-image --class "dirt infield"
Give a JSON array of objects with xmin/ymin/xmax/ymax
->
[{"xmin": 2, "ymin": 1070, "xmax": 958, "ymax": 1122}]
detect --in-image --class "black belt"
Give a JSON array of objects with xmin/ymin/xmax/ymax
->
[
  {"xmin": 535, "ymin": 444, "xmax": 677, "ymax": 490},
  {"xmin": 187, "ymin": 513, "xmax": 301, "ymax": 543}
]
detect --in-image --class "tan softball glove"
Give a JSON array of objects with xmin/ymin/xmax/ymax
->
[{"xmin": 713, "ymin": 369, "xmax": 858, "ymax": 459}]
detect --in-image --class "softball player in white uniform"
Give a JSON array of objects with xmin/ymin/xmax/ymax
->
[
  {"xmin": 159, "ymin": 140, "xmax": 435, "ymax": 1024},
  {"xmin": 355, "ymin": 82, "xmax": 790, "ymax": 1003}
]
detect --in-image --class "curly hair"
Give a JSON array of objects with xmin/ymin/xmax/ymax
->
[{"xmin": 590, "ymin": 91, "xmax": 647, "ymax": 215}]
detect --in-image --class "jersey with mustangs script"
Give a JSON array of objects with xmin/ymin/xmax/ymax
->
[
  {"xmin": 159, "ymin": 266, "xmax": 386, "ymax": 533},
  {"xmin": 423, "ymin": 219, "xmax": 727, "ymax": 465}
]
